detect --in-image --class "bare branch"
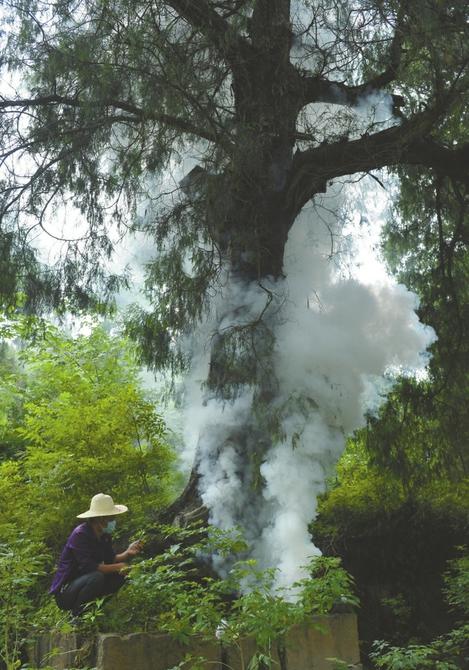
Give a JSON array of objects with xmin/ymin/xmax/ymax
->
[
  {"xmin": 0, "ymin": 94, "xmax": 233, "ymax": 150},
  {"xmin": 165, "ymin": 0, "xmax": 252, "ymax": 65},
  {"xmin": 286, "ymin": 114, "xmax": 469, "ymax": 217}
]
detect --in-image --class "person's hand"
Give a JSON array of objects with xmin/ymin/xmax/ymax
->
[{"xmin": 126, "ymin": 540, "xmax": 144, "ymax": 557}]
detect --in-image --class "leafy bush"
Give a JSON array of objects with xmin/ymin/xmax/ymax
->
[
  {"xmin": 0, "ymin": 325, "xmax": 178, "ymax": 547},
  {"xmin": 0, "ymin": 536, "xmax": 50, "ymax": 670},
  {"xmin": 444, "ymin": 549, "xmax": 469, "ymax": 616},
  {"xmin": 0, "ymin": 323, "xmax": 180, "ymax": 666},
  {"xmin": 314, "ymin": 432, "xmax": 469, "ymax": 652},
  {"xmin": 96, "ymin": 525, "xmax": 359, "ymax": 656},
  {"xmin": 371, "ymin": 640, "xmax": 457, "ymax": 670},
  {"xmin": 21, "ymin": 525, "xmax": 357, "ymax": 670},
  {"xmin": 370, "ymin": 626, "xmax": 469, "ymax": 670},
  {"xmin": 296, "ymin": 555, "xmax": 359, "ymax": 616}
]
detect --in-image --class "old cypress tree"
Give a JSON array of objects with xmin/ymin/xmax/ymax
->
[{"xmin": 1, "ymin": 1, "xmax": 468, "ymax": 567}]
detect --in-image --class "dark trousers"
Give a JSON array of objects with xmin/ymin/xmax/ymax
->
[{"xmin": 55, "ymin": 571, "xmax": 125, "ymax": 616}]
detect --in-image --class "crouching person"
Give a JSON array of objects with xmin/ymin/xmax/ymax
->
[{"xmin": 49, "ymin": 493, "xmax": 143, "ymax": 617}]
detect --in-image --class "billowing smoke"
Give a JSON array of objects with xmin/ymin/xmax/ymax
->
[
  {"xmin": 113, "ymin": 1, "xmax": 432, "ymax": 590},
  {"xmin": 256, "ymin": 186, "xmax": 434, "ymax": 587},
  {"xmin": 182, "ymin": 182, "xmax": 435, "ymax": 589},
  {"xmin": 111, "ymin": 66, "xmax": 429, "ymax": 593}
]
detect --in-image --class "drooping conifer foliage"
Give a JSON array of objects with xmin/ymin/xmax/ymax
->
[{"xmin": 1, "ymin": 0, "xmax": 467, "ymax": 347}]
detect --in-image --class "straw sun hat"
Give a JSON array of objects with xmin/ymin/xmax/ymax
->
[{"xmin": 77, "ymin": 493, "xmax": 128, "ymax": 519}]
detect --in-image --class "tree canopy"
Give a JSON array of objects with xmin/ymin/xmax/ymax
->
[
  {"xmin": 0, "ymin": 324, "xmax": 177, "ymax": 546},
  {"xmin": 1, "ymin": 0, "xmax": 468, "ymax": 589},
  {"xmin": 1, "ymin": 0, "xmax": 468, "ymax": 336}
]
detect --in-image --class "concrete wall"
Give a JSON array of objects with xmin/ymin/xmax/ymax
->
[
  {"xmin": 29, "ymin": 613, "xmax": 361, "ymax": 670},
  {"xmin": 97, "ymin": 614, "xmax": 361, "ymax": 670},
  {"xmin": 28, "ymin": 631, "xmax": 75, "ymax": 669}
]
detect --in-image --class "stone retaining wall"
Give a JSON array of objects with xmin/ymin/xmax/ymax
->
[
  {"xmin": 30, "ymin": 613, "xmax": 361, "ymax": 670},
  {"xmin": 98, "ymin": 613, "xmax": 361, "ymax": 670},
  {"xmin": 28, "ymin": 631, "xmax": 94, "ymax": 669}
]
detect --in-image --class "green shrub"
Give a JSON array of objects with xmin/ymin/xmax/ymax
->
[
  {"xmin": 0, "ymin": 324, "xmax": 180, "ymax": 666},
  {"xmin": 0, "ymin": 536, "xmax": 50, "ymax": 670},
  {"xmin": 97, "ymin": 525, "xmax": 359, "ymax": 657},
  {"xmin": 314, "ymin": 433, "xmax": 469, "ymax": 651},
  {"xmin": 444, "ymin": 549, "xmax": 469, "ymax": 616},
  {"xmin": 0, "ymin": 325, "xmax": 178, "ymax": 547}
]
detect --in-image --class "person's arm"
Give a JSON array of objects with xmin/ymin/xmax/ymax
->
[
  {"xmin": 71, "ymin": 525, "xmax": 131, "ymax": 574},
  {"xmin": 114, "ymin": 540, "xmax": 144, "ymax": 563},
  {"xmin": 97, "ymin": 561, "xmax": 128, "ymax": 574}
]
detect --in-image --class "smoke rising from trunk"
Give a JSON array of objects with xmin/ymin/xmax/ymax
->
[{"xmin": 183, "ymin": 182, "xmax": 435, "ymax": 588}]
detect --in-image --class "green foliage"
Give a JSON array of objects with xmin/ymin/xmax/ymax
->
[
  {"xmin": 370, "ymin": 623, "xmax": 469, "ymax": 670},
  {"xmin": 0, "ymin": 536, "xmax": 50, "ymax": 670},
  {"xmin": 315, "ymin": 435, "xmax": 406, "ymax": 542},
  {"xmin": 0, "ymin": 321, "xmax": 182, "ymax": 667},
  {"xmin": 0, "ymin": 321, "xmax": 179, "ymax": 540},
  {"xmin": 361, "ymin": 379, "xmax": 452, "ymax": 493},
  {"xmin": 0, "ymin": 324, "xmax": 177, "ymax": 546},
  {"xmin": 382, "ymin": 169, "xmax": 469, "ymax": 483},
  {"xmin": 95, "ymin": 525, "xmax": 358, "ymax": 658},
  {"xmin": 317, "ymin": 421, "xmax": 469, "ymax": 542},
  {"xmin": 444, "ymin": 549, "xmax": 469, "ymax": 616},
  {"xmin": 369, "ymin": 550, "xmax": 469, "ymax": 669},
  {"xmin": 370, "ymin": 553, "xmax": 469, "ymax": 669},
  {"xmin": 1, "ymin": 0, "xmax": 234, "ymax": 324},
  {"xmin": 0, "ymin": 341, "xmax": 25, "ymax": 462},
  {"xmin": 314, "ymin": 431, "xmax": 469, "ymax": 656},
  {"xmin": 370, "ymin": 639, "xmax": 459, "ymax": 670},
  {"xmin": 1, "ymin": 0, "xmax": 467, "ymax": 373},
  {"xmin": 16, "ymin": 524, "xmax": 357, "ymax": 670},
  {"xmin": 296, "ymin": 556, "xmax": 359, "ymax": 616}
]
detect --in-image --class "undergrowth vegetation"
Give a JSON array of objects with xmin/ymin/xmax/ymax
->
[
  {"xmin": 369, "ymin": 550, "xmax": 469, "ymax": 670},
  {"xmin": 314, "ymin": 432, "xmax": 469, "ymax": 669},
  {"xmin": 0, "ymin": 323, "xmax": 178, "ymax": 548},
  {"xmin": 0, "ymin": 523, "xmax": 359, "ymax": 670},
  {"xmin": 0, "ymin": 323, "xmax": 359, "ymax": 670},
  {"xmin": 0, "ymin": 322, "xmax": 467, "ymax": 670}
]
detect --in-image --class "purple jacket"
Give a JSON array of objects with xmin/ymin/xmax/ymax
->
[{"xmin": 49, "ymin": 522, "xmax": 115, "ymax": 594}]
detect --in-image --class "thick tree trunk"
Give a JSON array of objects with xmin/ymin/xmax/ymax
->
[
  {"xmin": 154, "ymin": 0, "xmax": 306, "ymax": 532},
  {"xmin": 156, "ymin": 183, "xmax": 298, "ymax": 533},
  {"xmin": 149, "ymin": 0, "xmax": 468, "ymax": 541}
]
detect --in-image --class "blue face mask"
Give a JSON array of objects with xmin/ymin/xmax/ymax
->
[{"xmin": 104, "ymin": 519, "xmax": 116, "ymax": 534}]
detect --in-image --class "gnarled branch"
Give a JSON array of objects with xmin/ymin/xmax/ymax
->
[
  {"xmin": 300, "ymin": 76, "xmax": 406, "ymax": 112},
  {"xmin": 299, "ymin": 0, "xmax": 409, "ymax": 110},
  {"xmin": 286, "ymin": 117, "xmax": 469, "ymax": 217}
]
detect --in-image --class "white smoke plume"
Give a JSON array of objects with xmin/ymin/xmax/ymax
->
[
  {"xmin": 256, "ymin": 186, "xmax": 434, "ymax": 587},
  {"xmin": 183, "ymin": 181, "xmax": 435, "ymax": 589},
  {"xmin": 103, "ymin": 3, "xmax": 427, "ymax": 592}
]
